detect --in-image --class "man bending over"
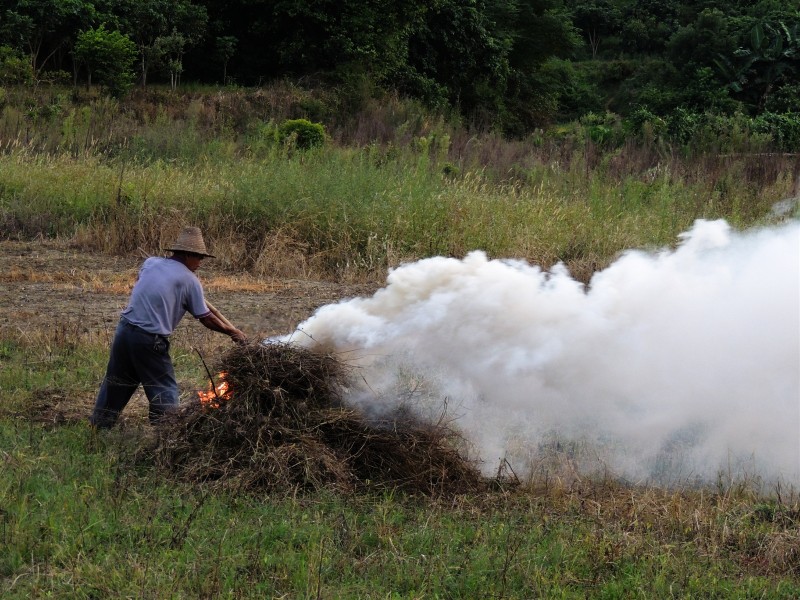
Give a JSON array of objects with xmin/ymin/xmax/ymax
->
[{"xmin": 90, "ymin": 226, "xmax": 247, "ymax": 428}]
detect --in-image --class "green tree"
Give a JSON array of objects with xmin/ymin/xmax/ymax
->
[
  {"xmin": 566, "ymin": 0, "xmax": 623, "ymax": 59},
  {"xmin": 192, "ymin": 0, "xmax": 579, "ymax": 131},
  {"xmin": 496, "ymin": 0, "xmax": 581, "ymax": 131},
  {"xmin": 114, "ymin": 0, "xmax": 207, "ymax": 87},
  {"xmin": 619, "ymin": 0, "xmax": 681, "ymax": 55},
  {"xmin": 73, "ymin": 24, "xmax": 136, "ymax": 97},
  {"xmin": 154, "ymin": 28, "xmax": 187, "ymax": 89},
  {"xmin": 665, "ymin": 8, "xmax": 740, "ymax": 110},
  {"xmin": 405, "ymin": 0, "xmax": 511, "ymax": 117},
  {"xmin": 720, "ymin": 19, "xmax": 800, "ymax": 111},
  {"xmin": 0, "ymin": 45, "xmax": 33, "ymax": 84},
  {"xmin": 215, "ymin": 35, "xmax": 236, "ymax": 84},
  {"xmin": 1, "ymin": 0, "xmax": 95, "ymax": 77}
]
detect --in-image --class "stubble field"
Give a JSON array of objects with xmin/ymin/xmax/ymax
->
[
  {"xmin": 1, "ymin": 238, "xmax": 799, "ymax": 599},
  {"xmin": 1, "ymin": 86, "xmax": 799, "ymax": 598}
]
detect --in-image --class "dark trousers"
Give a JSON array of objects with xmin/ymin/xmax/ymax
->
[{"xmin": 90, "ymin": 320, "xmax": 178, "ymax": 428}]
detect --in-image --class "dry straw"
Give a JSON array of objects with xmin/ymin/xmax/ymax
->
[{"xmin": 155, "ymin": 342, "xmax": 484, "ymax": 497}]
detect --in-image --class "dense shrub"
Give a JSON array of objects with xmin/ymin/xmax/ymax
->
[
  {"xmin": 752, "ymin": 112, "xmax": 800, "ymax": 152},
  {"xmin": 662, "ymin": 110, "xmax": 772, "ymax": 154},
  {"xmin": 551, "ymin": 59, "xmax": 606, "ymax": 122},
  {"xmin": 580, "ymin": 112, "xmax": 624, "ymax": 147},
  {"xmin": 624, "ymin": 106, "xmax": 668, "ymax": 142},
  {"xmin": 0, "ymin": 45, "xmax": 32, "ymax": 85},
  {"xmin": 278, "ymin": 118, "xmax": 326, "ymax": 150},
  {"xmin": 622, "ymin": 107, "xmax": 800, "ymax": 154}
]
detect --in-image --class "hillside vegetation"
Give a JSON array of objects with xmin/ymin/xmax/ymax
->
[
  {"xmin": 2, "ymin": 1, "xmax": 798, "ymax": 278},
  {"xmin": 1, "ymin": 0, "xmax": 799, "ymax": 138}
]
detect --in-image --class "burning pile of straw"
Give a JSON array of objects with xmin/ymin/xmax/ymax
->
[{"xmin": 155, "ymin": 342, "xmax": 483, "ymax": 496}]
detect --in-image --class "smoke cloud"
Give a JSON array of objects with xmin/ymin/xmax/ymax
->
[{"xmin": 283, "ymin": 220, "xmax": 800, "ymax": 486}]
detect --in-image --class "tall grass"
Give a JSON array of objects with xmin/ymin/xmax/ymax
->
[{"xmin": 1, "ymin": 86, "xmax": 797, "ymax": 281}]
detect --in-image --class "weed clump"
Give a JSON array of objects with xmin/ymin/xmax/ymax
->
[{"xmin": 155, "ymin": 342, "xmax": 483, "ymax": 496}]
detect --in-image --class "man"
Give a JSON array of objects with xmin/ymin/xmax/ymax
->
[{"xmin": 90, "ymin": 226, "xmax": 247, "ymax": 428}]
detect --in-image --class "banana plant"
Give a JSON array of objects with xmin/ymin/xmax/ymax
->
[{"xmin": 714, "ymin": 19, "xmax": 799, "ymax": 110}]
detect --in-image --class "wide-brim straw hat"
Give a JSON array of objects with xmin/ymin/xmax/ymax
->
[{"xmin": 166, "ymin": 226, "xmax": 215, "ymax": 258}]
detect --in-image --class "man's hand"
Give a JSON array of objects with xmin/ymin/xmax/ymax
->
[
  {"xmin": 199, "ymin": 313, "xmax": 247, "ymax": 344},
  {"xmin": 230, "ymin": 329, "xmax": 248, "ymax": 346}
]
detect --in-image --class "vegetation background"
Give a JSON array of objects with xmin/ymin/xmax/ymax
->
[
  {"xmin": 1, "ymin": 0, "xmax": 798, "ymax": 281},
  {"xmin": 1, "ymin": 0, "xmax": 799, "ymax": 597},
  {"xmin": 1, "ymin": 0, "xmax": 799, "ymax": 141}
]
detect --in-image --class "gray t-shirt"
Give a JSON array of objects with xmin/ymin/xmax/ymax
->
[{"xmin": 120, "ymin": 257, "xmax": 209, "ymax": 335}]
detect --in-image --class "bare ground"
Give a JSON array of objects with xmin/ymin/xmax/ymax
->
[{"xmin": 0, "ymin": 238, "xmax": 377, "ymax": 338}]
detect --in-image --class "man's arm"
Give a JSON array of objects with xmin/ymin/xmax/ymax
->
[{"xmin": 198, "ymin": 312, "xmax": 248, "ymax": 345}]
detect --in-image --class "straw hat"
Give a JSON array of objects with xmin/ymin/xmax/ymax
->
[{"xmin": 166, "ymin": 226, "xmax": 215, "ymax": 258}]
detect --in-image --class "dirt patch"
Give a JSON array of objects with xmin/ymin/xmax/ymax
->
[{"xmin": 0, "ymin": 239, "xmax": 378, "ymax": 339}]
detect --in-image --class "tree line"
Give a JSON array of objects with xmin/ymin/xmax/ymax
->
[{"xmin": 0, "ymin": 0, "xmax": 798, "ymax": 136}]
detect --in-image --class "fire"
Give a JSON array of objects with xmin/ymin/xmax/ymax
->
[{"xmin": 197, "ymin": 372, "xmax": 231, "ymax": 408}]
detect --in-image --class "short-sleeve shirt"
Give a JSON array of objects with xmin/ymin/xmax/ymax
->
[{"xmin": 120, "ymin": 257, "xmax": 210, "ymax": 335}]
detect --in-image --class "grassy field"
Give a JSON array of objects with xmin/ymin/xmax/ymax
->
[
  {"xmin": 1, "ymin": 87, "xmax": 799, "ymax": 597},
  {"xmin": 2, "ymin": 87, "xmax": 797, "ymax": 282},
  {"xmin": 1, "ymin": 335, "xmax": 799, "ymax": 598}
]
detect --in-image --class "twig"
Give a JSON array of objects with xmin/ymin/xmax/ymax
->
[
  {"xmin": 715, "ymin": 152, "xmax": 799, "ymax": 157},
  {"xmin": 315, "ymin": 537, "xmax": 325, "ymax": 600},
  {"xmin": 498, "ymin": 457, "xmax": 521, "ymax": 485},
  {"xmin": 115, "ymin": 159, "xmax": 127, "ymax": 207},
  {"xmin": 194, "ymin": 347, "xmax": 220, "ymax": 400}
]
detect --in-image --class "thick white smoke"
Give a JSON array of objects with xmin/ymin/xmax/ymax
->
[{"xmin": 283, "ymin": 220, "xmax": 800, "ymax": 486}]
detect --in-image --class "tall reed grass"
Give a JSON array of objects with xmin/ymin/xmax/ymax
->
[{"xmin": 1, "ymin": 86, "xmax": 796, "ymax": 281}]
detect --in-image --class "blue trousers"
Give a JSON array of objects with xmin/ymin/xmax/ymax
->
[{"xmin": 90, "ymin": 320, "xmax": 178, "ymax": 428}]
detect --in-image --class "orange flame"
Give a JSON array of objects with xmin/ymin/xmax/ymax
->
[{"xmin": 197, "ymin": 372, "xmax": 231, "ymax": 409}]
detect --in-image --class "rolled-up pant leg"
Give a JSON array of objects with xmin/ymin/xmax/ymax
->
[{"xmin": 90, "ymin": 322, "xmax": 178, "ymax": 428}]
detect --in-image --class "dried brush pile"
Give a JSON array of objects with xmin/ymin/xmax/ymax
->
[{"xmin": 155, "ymin": 343, "xmax": 484, "ymax": 496}]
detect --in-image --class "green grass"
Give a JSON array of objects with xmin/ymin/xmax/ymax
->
[
  {"xmin": 1, "ymin": 147, "xmax": 789, "ymax": 282},
  {"xmin": 1, "ymin": 336, "xmax": 798, "ymax": 598},
  {"xmin": 2, "ymin": 419, "xmax": 799, "ymax": 599},
  {"xmin": 2, "ymin": 88, "xmax": 795, "ymax": 281}
]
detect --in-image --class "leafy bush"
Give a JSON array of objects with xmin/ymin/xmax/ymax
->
[
  {"xmin": 664, "ymin": 109, "xmax": 782, "ymax": 154},
  {"xmin": 550, "ymin": 59, "xmax": 605, "ymax": 122},
  {"xmin": 625, "ymin": 106, "xmax": 668, "ymax": 142},
  {"xmin": 278, "ymin": 118, "xmax": 326, "ymax": 150},
  {"xmin": 765, "ymin": 83, "xmax": 800, "ymax": 114},
  {"xmin": 579, "ymin": 111, "xmax": 624, "ymax": 147},
  {"xmin": 752, "ymin": 112, "xmax": 800, "ymax": 152},
  {"xmin": 0, "ymin": 45, "xmax": 32, "ymax": 85},
  {"xmin": 73, "ymin": 26, "xmax": 137, "ymax": 98}
]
